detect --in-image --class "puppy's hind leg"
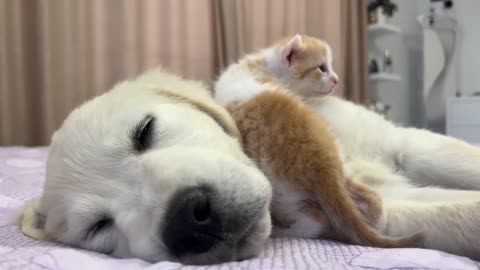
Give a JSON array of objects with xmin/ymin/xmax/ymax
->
[
  {"xmin": 399, "ymin": 128, "xmax": 480, "ymax": 190},
  {"xmin": 384, "ymin": 199, "xmax": 480, "ymax": 260}
]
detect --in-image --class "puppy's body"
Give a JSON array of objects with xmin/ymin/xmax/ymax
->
[
  {"xmin": 309, "ymin": 96, "xmax": 480, "ymax": 259},
  {"xmin": 216, "ymin": 34, "xmax": 480, "ymax": 259},
  {"xmin": 20, "ymin": 69, "xmax": 273, "ymax": 265}
]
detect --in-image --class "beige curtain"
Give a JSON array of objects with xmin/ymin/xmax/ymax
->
[
  {"xmin": 341, "ymin": 0, "xmax": 369, "ymax": 103},
  {"xmin": 0, "ymin": 0, "xmax": 367, "ymax": 146},
  {"xmin": 214, "ymin": 0, "xmax": 368, "ymax": 102},
  {"xmin": 0, "ymin": 0, "xmax": 216, "ymax": 146}
]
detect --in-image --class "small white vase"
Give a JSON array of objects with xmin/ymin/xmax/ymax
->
[{"xmin": 376, "ymin": 7, "xmax": 389, "ymax": 24}]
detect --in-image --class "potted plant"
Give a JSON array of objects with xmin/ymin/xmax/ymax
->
[{"xmin": 368, "ymin": 0, "xmax": 398, "ymax": 24}]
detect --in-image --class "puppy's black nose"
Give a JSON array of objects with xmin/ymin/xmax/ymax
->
[{"xmin": 162, "ymin": 186, "xmax": 222, "ymax": 257}]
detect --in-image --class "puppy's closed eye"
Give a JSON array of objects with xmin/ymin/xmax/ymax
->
[
  {"xmin": 84, "ymin": 216, "xmax": 113, "ymax": 241},
  {"xmin": 134, "ymin": 115, "xmax": 155, "ymax": 152}
]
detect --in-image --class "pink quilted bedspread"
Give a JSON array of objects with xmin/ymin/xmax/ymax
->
[{"xmin": 1, "ymin": 147, "xmax": 479, "ymax": 270}]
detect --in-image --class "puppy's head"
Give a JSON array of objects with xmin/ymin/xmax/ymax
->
[{"xmin": 20, "ymin": 69, "xmax": 272, "ymax": 264}]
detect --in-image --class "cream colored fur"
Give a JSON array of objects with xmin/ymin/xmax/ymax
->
[{"xmin": 19, "ymin": 68, "xmax": 273, "ymax": 265}]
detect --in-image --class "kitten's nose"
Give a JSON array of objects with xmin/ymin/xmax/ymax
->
[{"xmin": 330, "ymin": 76, "xmax": 339, "ymax": 85}]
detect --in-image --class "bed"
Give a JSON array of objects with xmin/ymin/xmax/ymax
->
[{"xmin": 1, "ymin": 147, "xmax": 479, "ymax": 270}]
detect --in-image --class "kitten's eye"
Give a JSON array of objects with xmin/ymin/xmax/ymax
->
[
  {"xmin": 318, "ymin": 64, "xmax": 328, "ymax": 73},
  {"xmin": 84, "ymin": 217, "xmax": 113, "ymax": 240},
  {"xmin": 134, "ymin": 115, "xmax": 155, "ymax": 152}
]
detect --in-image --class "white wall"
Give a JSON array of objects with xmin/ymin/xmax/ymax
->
[
  {"xmin": 455, "ymin": 0, "xmax": 480, "ymax": 95},
  {"xmin": 369, "ymin": 0, "xmax": 480, "ymax": 127}
]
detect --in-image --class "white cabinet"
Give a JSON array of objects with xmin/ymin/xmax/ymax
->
[{"xmin": 446, "ymin": 97, "xmax": 480, "ymax": 143}]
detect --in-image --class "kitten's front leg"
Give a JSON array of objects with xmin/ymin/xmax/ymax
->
[
  {"xmin": 271, "ymin": 179, "xmax": 386, "ymax": 242},
  {"xmin": 270, "ymin": 207, "xmax": 332, "ymax": 239},
  {"xmin": 269, "ymin": 182, "xmax": 333, "ymax": 239}
]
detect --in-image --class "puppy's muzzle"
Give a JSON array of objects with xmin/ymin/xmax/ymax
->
[{"xmin": 162, "ymin": 186, "xmax": 222, "ymax": 257}]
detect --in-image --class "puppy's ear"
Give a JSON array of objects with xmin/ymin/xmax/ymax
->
[
  {"xmin": 281, "ymin": 34, "xmax": 302, "ymax": 66},
  {"xmin": 188, "ymin": 98, "xmax": 243, "ymax": 145},
  {"xmin": 156, "ymin": 90, "xmax": 243, "ymax": 143},
  {"xmin": 194, "ymin": 101, "xmax": 242, "ymax": 142},
  {"xmin": 19, "ymin": 198, "xmax": 50, "ymax": 241}
]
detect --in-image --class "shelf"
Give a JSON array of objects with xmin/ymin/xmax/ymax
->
[
  {"xmin": 369, "ymin": 73, "xmax": 401, "ymax": 82},
  {"xmin": 368, "ymin": 24, "xmax": 401, "ymax": 35}
]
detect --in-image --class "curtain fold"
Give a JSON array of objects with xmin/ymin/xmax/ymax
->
[
  {"xmin": 342, "ymin": 0, "xmax": 369, "ymax": 103},
  {"xmin": 0, "ymin": 0, "xmax": 216, "ymax": 145},
  {"xmin": 0, "ymin": 0, "xmax": 367, "ymax": 145}
]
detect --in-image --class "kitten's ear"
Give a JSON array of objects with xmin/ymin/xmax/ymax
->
[
  {"xmin": 281, "ymin": 34, "xmax": 303, "ymax": 66},
  {"xmin": 19, "ymin": 198, "xmax": 51, "ymax": 241}
]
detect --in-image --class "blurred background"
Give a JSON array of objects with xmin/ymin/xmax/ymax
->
[
  {"xmin": 1, "ymin": 0, "xmax": 479, "ymax": 146},
  {"xmin": 0, "ymin": 0, "xmax": 367, "ymax": 145},
  {"xmin": 366, "ymin": 0, "xmax": 480, "ymax": 143}
]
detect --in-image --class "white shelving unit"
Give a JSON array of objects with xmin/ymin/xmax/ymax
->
[
  {"xmin": 369, "ymin": 73, "xmax": 401, "ymax": 82},
  {"xmin": 367, "ymin": 20, "xmax": 402, "ymax": 120},
  {"xmin": 368, "ymin": 22, "xmax": 402, "ymax": 85}
]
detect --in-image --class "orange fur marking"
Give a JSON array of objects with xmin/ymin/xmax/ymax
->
[{"xmin": 228, "ymin": 91, "xmax": 421, "ymax": 247}]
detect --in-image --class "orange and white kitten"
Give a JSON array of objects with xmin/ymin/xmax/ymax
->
[
  {"xmin": 215, "ymin": 35, "xmax": 420, "ymax": 248},
  {"xmin": 215, "ymin": 34, "xmax": 338, "ymax": 107},
  {"xmin": 216, "ymin": 34, "xmax": 480, "ymax": 259}
]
